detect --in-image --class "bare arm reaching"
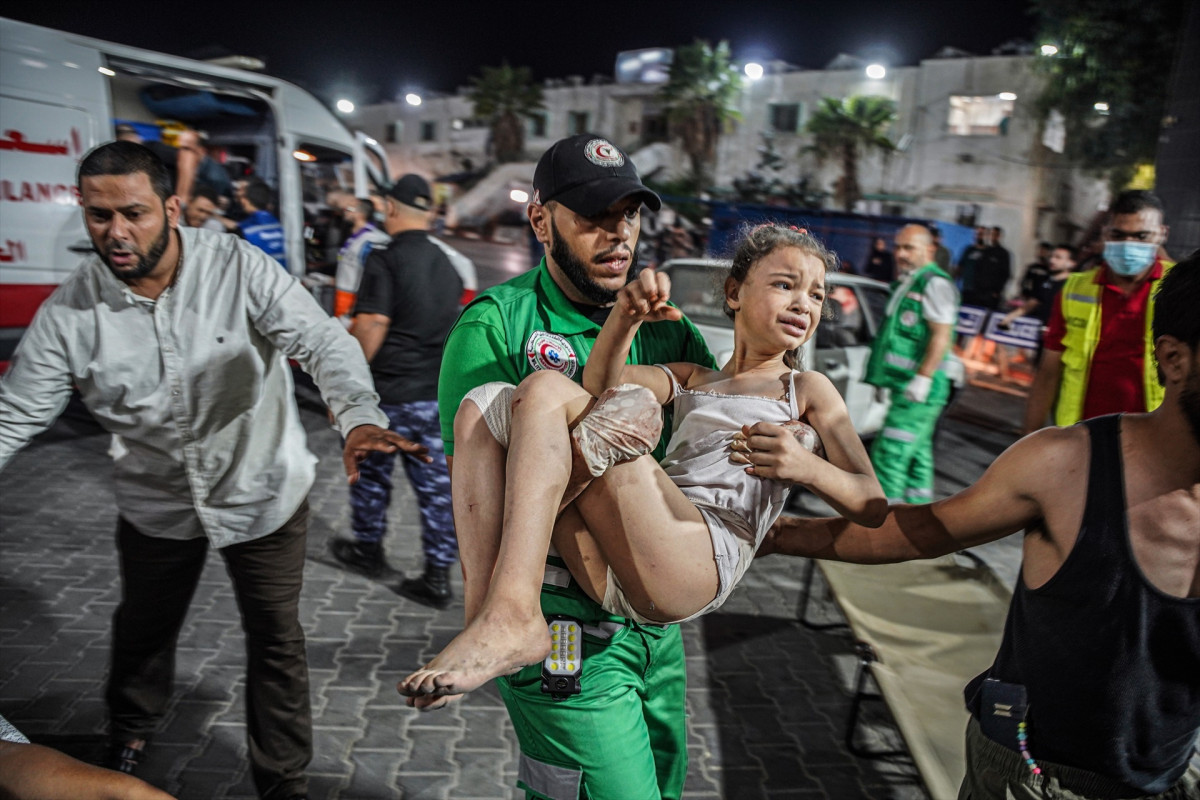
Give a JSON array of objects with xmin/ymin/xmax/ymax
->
[
  {"xmin": 0, "ymin": 739, "xmax": 175, "ymax": 800},
  {"xmin": 760, "ymin": 426, "xmax": 1087, "ymax": 566}
]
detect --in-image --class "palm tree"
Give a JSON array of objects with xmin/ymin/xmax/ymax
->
[
  {"xmin": 658, "ymin": 40, "xmax": 743, "ymax": 191},
  {"xmin": 468, "ymin": 63, "xmax": 545, "ymax": 164},
  {"xmin": 805, "ymin": 95, "xmax": 897, "ymax": 211}
]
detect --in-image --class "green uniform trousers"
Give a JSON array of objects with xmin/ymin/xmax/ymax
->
[
  {"xmin": 498, "ymin": 567, "xmax": 688, "ymax": 800},
  {"xmin": 870, "ymin": 386, "xmax": 948, "ymax": 504}
]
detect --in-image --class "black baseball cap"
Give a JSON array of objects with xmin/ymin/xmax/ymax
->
[
  {"xmin": 532, "ymin": 133, "xmax": 661, "ymax": 217},
  {"xmin": 385, "ymin": 173, "xmax": 433, "ymax": 210}
]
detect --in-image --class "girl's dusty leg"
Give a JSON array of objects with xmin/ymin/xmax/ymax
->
[
  {"xmin": 572, "ymin": 457, "xmax": 721, "ymax": 622},
  {"xmin": 399, "ymin": 371, "xmax": 594, "ymax": 698},
  {"xmin": 402, "ymin": 395, "xmax": 505, "ymax": 712},
  {"xmin": 408, "ymin": 464, "xmax": 612, "ymax": 713},
  {"xmin": 449, "ymin": 400, "xmax": 507, "ymax": 625},
  {"xmin": 548, "ymin": 504, "xmax": 612, "ymax": 607}
]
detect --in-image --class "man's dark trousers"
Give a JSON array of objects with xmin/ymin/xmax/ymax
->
[{"xmin": 107, "ymin": 502, "xmax": 312, "ymax": 799}]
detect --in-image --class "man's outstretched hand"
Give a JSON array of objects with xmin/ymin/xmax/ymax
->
[{"xmin": 342, "ymin": 425, "xmax": 430, "ymax": 483}]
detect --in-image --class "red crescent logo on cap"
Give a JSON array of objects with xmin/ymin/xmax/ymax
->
[{"xmin": 584, "ymin": 138, "xmax": 625, "ymax": 168}]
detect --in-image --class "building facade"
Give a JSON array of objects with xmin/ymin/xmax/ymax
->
[{"xmin": 346, "ymin": 52, "xmax": 1107, "ymax": 272}]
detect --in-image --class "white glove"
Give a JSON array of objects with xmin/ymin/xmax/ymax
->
[{"xmin": 903, "ymin": 374, "xmax": 933, "ymax": 403}]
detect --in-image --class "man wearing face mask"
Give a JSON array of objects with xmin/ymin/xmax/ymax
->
[{"xmin": 1023, "ymin": 190, "xmax": 1174, "ymax": 434}]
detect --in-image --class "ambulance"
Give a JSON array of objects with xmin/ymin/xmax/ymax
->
[{"xmin": 0, "ymin": 17, "xmax": 390, "ymax": 367}]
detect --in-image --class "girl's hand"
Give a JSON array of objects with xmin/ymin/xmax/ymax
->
[
  {"xmin": 729, "ymin": 421, "xmax": 823, "ymax": 483},
  {"xmin": 616, "ymin": 268, "xmax": 683, "ymax": 323}
]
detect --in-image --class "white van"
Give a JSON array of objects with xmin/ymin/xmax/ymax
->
[{"xmin": 0, "ymin": 17, "xmax": 390, "ymax": 367}]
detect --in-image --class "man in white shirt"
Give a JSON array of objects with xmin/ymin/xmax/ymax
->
[{"xmin": 0, "ymin": 141, "xmax": 424, "ymax": 800}]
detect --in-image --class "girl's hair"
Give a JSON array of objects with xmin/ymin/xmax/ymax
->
[{"xmin": 722, "ymin": 223, "xmax": 841, "ymax": 369}]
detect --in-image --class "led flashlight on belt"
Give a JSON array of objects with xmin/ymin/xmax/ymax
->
[{"xmin": 540, "ymin": 616, "xmax": 582, "ymax": 699}]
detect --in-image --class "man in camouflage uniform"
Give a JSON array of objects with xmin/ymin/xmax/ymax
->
[{"xmin": 332, "ymin": 174, "xmax": 464, "ymax": 608}]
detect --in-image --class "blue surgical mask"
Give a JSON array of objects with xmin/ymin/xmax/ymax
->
[{"xmin": 1103, "ymin": 241, "xmax": 1158, "ymax": 276}]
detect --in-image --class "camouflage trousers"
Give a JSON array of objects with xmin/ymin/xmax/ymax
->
[{"xmin": 349, "ymin": 401, "xmax": 457, "ymax": 568}]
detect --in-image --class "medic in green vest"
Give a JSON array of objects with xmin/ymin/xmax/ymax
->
[{"xmin": 865, "ymin": 224, "xmax": 960, "ymax": 504}]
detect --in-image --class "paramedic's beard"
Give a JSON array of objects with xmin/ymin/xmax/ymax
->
[
  {"xmin": 99, "ymin": 220, "xmax": 171, "ymax": 283},
  {"xmin": 549, "ymin": 217, "xmax": 637, "ymax": 305}
]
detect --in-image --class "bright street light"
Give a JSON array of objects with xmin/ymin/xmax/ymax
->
[
  {"xmin": 1040, "ymin": 44, "xmax": 1059, "ymax": 56},
  {"xmin": 865, "ymin": 63, "xmax": 886, "ymax": 80},
  {"xmin": 1094, "ymin": 101, "xmax": 1110, "ymax": 113},
  {"xmin": 744, "ymin": 62, "xmax": 764, "ymax": 81},
  {"xmin": 998, "ymin": 92, "xmax": 1017, "ymax": 101},
  {"xmin": 405, "ymin": 93, "xmax": 422, "ymax": 106},
  {"xmin": 335, "ymin": 98, "xmax": 355, "ymax": 114}
]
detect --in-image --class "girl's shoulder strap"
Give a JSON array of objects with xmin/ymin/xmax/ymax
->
[
  {"xmin": 654, "ymin": 363, "xmax": 683, "ymax": 402},
  {"xmin": 787, "ymin": 370, "xmax": 801, "ymax": 419}
]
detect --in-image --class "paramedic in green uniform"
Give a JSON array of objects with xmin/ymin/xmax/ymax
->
[
  {"xmin": 865, "ymin": 223, "xmax": 959, "ymax": 503},
  {"xmin": 434, "ymin": 133, "xmax": 714, "ymax": 799}
]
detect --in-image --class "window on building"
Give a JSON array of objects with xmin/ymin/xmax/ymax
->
[
  {"xmin": 768, "ymin": 103, "xmax": 801, "ymax": 134},
  {"xmin": 526, "ymin": 112, "xmax": 548, "ymax": 138},
  {"xmin": 956, "ymin": 203, "xmax": 981, "ymax": 227},
  {"xmin": 420, "ymin": 120, "xmax": 437, "ymax": 142},
  {"xmin": 642, "ymin": 114, "xmax": 668, "ymax": 143},
  {"xmin": 386, "ymin": 121, "xmax": 402, "ymax": 144},
  {"xmin": 947, "ymin": 95, "xmax": 1015, "ymax": 136},
  {"xmin": 568, "ymin": 111, "xmax": 589, "ymax": 136}
]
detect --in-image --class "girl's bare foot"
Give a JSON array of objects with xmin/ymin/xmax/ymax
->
[
  {"xmin": 396, "ymin": 609, "xmax": 551, "ymax": 698},
  {"xmin": 406, "ymin": 692, "xmax": 462, "ymax": 712}
]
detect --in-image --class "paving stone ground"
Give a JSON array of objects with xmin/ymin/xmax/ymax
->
[{"xmin": 0, "ymin": 379, "xmax": 1022, "ymax": 799}]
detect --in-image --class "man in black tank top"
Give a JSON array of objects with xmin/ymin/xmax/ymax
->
[{"xmin": 761, "ymin": 252, "xmax": 1200, "ymax": 798}]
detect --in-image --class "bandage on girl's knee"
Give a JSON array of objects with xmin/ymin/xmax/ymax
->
[
  {"xmin": 463, "ymin": 382, "xmax": 516, "ymax": 448},
  {"xmin": 572, "ymin": 384, "xmax": 662, "ymax": 477}
]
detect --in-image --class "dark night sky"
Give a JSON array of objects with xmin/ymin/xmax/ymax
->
[{"xmin": 7, "ymin": 1, "xmax": 1037, "ymax": 105}]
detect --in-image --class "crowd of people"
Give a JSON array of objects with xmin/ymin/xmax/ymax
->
[{"xmin": 0, "ymin": 127, "xmax": 1196, "ymax": 800}]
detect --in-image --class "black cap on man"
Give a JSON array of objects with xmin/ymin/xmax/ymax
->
[
  {"xmin": 385, "ymin": 173, "xmax": 433, "ymax": 211},
  {"xmin": 532, "ymin": 134, "xmax": 660, "ymax": 218}
]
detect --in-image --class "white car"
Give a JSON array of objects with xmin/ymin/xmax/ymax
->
[{"xmin": 658, "ymin": 258, "xmax": 898, "ymax": 438}]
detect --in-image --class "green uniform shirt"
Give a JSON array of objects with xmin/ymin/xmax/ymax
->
[
  {"xmin": 438, "ymin": 259, "xmax": 716, "ymax": 457},
  {"xmin": 437, "ymin": 258, "xmax": 716, "ymax": 800}
]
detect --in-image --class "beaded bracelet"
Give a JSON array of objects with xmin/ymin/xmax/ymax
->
[{"xmin": 1016, "ymin": 720, "xmax": 1042, "ymax": 775}]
